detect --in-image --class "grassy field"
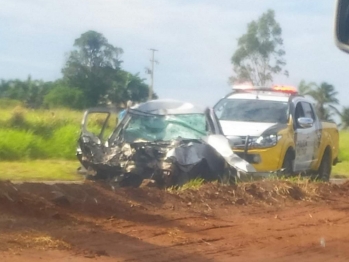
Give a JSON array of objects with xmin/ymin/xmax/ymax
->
[
  {"xmin": 332, "ymin": 130, "xmax": 349, "ymax": 177},
  {"xmin": 0, "ymin": 99, "xmax": 348, "ymax": 181},
  {"xmin": 0, "ymin": 104, "xmax": 82, "ymax": 160},
  {"xmin": 0, "ymin": 100, "xmax": 116, "ymax": 181},
  {"xmin": 0, "ymin": 100, "xmax": 116, "ymax": 161}
]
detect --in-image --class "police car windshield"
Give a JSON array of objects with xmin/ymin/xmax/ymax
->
[{"xmin": 215, "ymin": 98, "xmax": 289, "ymax": 124}]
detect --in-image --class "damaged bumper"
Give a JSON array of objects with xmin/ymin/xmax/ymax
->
[{"xmin": 78, "ymin": 136, "xmax": 256, "ymax": 187}]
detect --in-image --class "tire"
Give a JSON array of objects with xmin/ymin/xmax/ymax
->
[
  {"xmin": 83, "ymin": 166, "xmax": 111, "ymax": 181},
  {"xmin": 317, "ymin": 149, "xmax": 331, "ymax": 182},
  {"xmin": 220, "ymin": 167, "xmax": 238, "ymax": 185},
  {"xmin": 84, "ymin": 172, "xmax": 109, "ymax": 181},
  {"xmin": 119, "ymin": 174, "xmax": 144, "ymax": 188},
  {"xmin": 281, "ymin": 150, "xmax": 294, "ymax": 176}
]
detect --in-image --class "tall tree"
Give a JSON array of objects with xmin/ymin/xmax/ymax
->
[
  {"xmin": 107, "ymin": 71, "xmax": 156, "ymax": 108},
  {"xmin": 298, "ymin": 80, "xmax": 316, "ymax": 95},
  {"xmin": 0, "ymin": 76, "xmax": 52, "ymax": 108},
  {"xmin": 231, "ymin": 9, "xmax": 288, "ymax": 86},
  {"xmin": 62, "ymin": 30, "xmax": 123, "ymax": 107},
  {"xmin": 43, "ymin": 85, "xmax": 86, "ymax": 109},
  {"xmin": 328, "ymin": 106, "xmax": 349, "ymax": 129},
  {"xmin": 339, "ymin": 107, "xmax": 349, "ymax": 129},
  {"xmin": 307, "ymin": 82, "xmax": 339, "ymax": 121},
  {"xmin": 24, "ymin": 76, "xmax": 45, "ymax": 108},
  {"xmin": 298, "ymin": 81, "xmax": 339, "ymax": 121}
]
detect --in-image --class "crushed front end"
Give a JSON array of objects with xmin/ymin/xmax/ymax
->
[{"xmin": 77, "ymin": 100, "xmax": 256, "ymax": 187}]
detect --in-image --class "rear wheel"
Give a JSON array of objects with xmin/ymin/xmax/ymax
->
[{"xmin": 316, "ymin": 149, "xmax": 331, "ymax": 182}]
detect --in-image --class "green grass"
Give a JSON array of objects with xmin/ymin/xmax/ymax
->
[
  {"xmin": 181, "ymin": 178, "xmax": 205, "ymax": 190},
  {"xmin": 0, "ymin": 103, "xmax": 117, "ymax": 161},
  {"xmin": 0, "ymin": 98, "xmax": 22, "ymax": 109},
  {"xmin": 333, "ymin": 161, "xmax": 349, "ymax": 177},
  {"xmin": 0, "ymin": 102, "xmax": 116, "ymax": 181},
  {"xmin": 332, "ymin": 130, "xmax": 349, "ymax": 177},
  {"xmin": 167, "ymin": 178, "xmax": 205, "ymax": 192},
  {"xmin": 339, "ymin": 131, "xmax": 349, "ymax": 162},
  {"xmin": 0, "ymin": 160, "xmax": 82, "ymax": 181}
]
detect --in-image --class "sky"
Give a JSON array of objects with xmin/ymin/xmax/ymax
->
[{"xmin": 1, "ymin": 0, "xmax": 349, "ymax": 109}]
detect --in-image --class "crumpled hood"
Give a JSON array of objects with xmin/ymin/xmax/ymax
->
[
  {"xmin": 165, "ymin": 135, "xmax": 256, "ymax": 175},
  {"xmin": 219, "ymin": 121, "xmax": 277, "ymax": 137}
]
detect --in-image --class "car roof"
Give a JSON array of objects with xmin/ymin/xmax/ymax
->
[{"xmin": 131, "ymin": 99, "xmax": 205, "ymax": 115}]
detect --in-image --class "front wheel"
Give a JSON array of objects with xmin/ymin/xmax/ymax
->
[{"xmin": 280, "ymin": 150, "xmax": 294, "ymax": 176}]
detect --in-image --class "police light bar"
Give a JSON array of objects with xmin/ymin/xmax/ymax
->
[
  {"xmin": 271, "ymin": 85, "xmax": 298, "ymax": 94},
  {"xmin": 232, "ymin": 83, "xmax": 298, "ymax": 95}
]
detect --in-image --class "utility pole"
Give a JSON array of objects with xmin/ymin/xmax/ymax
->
[{"xmin": 148, "ymin": 48, "xmax": 158, "ymax": 100}]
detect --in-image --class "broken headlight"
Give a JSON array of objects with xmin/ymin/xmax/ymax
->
[{"xmin": 253, "ymin": 134, "xmax": 282, "ymax": 148}]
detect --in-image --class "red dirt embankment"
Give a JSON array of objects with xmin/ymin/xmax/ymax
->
[{"xmin": 1, "ymin": 180, "xmax": 349, "ymax": 262}]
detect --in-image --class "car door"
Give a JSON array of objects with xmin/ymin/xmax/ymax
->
[
  {"xmin": 77, "ymin": 107, "xmax": 117, "ymax": 167},
  {"xmin": 301, "ymin": 102, "xmax": 318, "ymax": 167},
  {"xmin": 293, "ymin": 102, "xmax": 316, "ymax": 171}
]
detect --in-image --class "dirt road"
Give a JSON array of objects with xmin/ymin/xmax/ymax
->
[{"xmin": 1, "ymin": 180, "xmax": 349, "ymax": 261}]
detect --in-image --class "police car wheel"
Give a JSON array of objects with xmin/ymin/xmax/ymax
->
[
  {"xmin": 281, "ymin": 151, "xmax": 294, "ymax": 176},
  {"xmin": 317, "ymin": 150, "xmax": 331, "ymax": 182}
]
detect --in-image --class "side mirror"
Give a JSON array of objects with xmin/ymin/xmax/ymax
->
[
  {"xmin": 335, "ymin": 0, "xmax": 349, "ymax": 54},
  {"xmin": 297, "ymin": 117, "xmax": 313, "ymax": 129}
]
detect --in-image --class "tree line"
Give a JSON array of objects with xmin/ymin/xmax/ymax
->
[
  {"xmin": 230, "ymin": 9, "xmax": 348, "ymax": 128},
  {"xmin": 0, "ymin": 31, "xmax": 156, "ymax": 110}
]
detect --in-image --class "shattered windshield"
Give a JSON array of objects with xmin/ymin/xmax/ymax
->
[
  {"xmin": 216, "ymin": 98, "xmax": 289, "ymax": 124},
  {"xmin": 121, "ymin": 113, "xmax": 207, "ymax": 143}
]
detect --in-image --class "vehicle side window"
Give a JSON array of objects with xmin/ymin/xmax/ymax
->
[
  {"xmin": 295, "ymin": 103, "xmax": 305, "ymax": 128},
  {"xmin": 301, "ymin": 102, "xmax": 316, "ymax": 120},
  {"xmin": 295, "ymin": 103, "xmax": 304, "ymax": 118}
]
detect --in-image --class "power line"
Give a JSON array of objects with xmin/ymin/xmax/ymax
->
[{"xmin": 148, "ymin": 48, "xmax": 158, "ymax": 100}]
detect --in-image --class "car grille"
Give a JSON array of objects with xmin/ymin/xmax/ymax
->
[{"xmin": 233, "ymin": 136, "xmax": 258, "ymax": 148}]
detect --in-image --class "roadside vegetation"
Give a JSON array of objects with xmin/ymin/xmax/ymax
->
[
  {"xmin": 333, "ymin": 131, "xmax": 349, "ymax": 177},
  {"xmin": 0, "ymin": 100, "xmax": 116, "ymax": 161},
  {"xmin": 0, "ymin": 99, "xmax": 121, "ymax": 181},
  {"xmin": 0, "ymin": 102, "xmax": 81, "ymax": 161}
]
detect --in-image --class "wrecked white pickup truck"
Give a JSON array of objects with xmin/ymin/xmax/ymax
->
[{"xmin": 76, "ymin": 99, "xmax": 255, "ymax": 187}]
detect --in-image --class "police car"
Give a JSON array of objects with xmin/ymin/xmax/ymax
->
[{"xmin": 214, "ymin": 84, "xmax": 339, "ymax": 180}]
